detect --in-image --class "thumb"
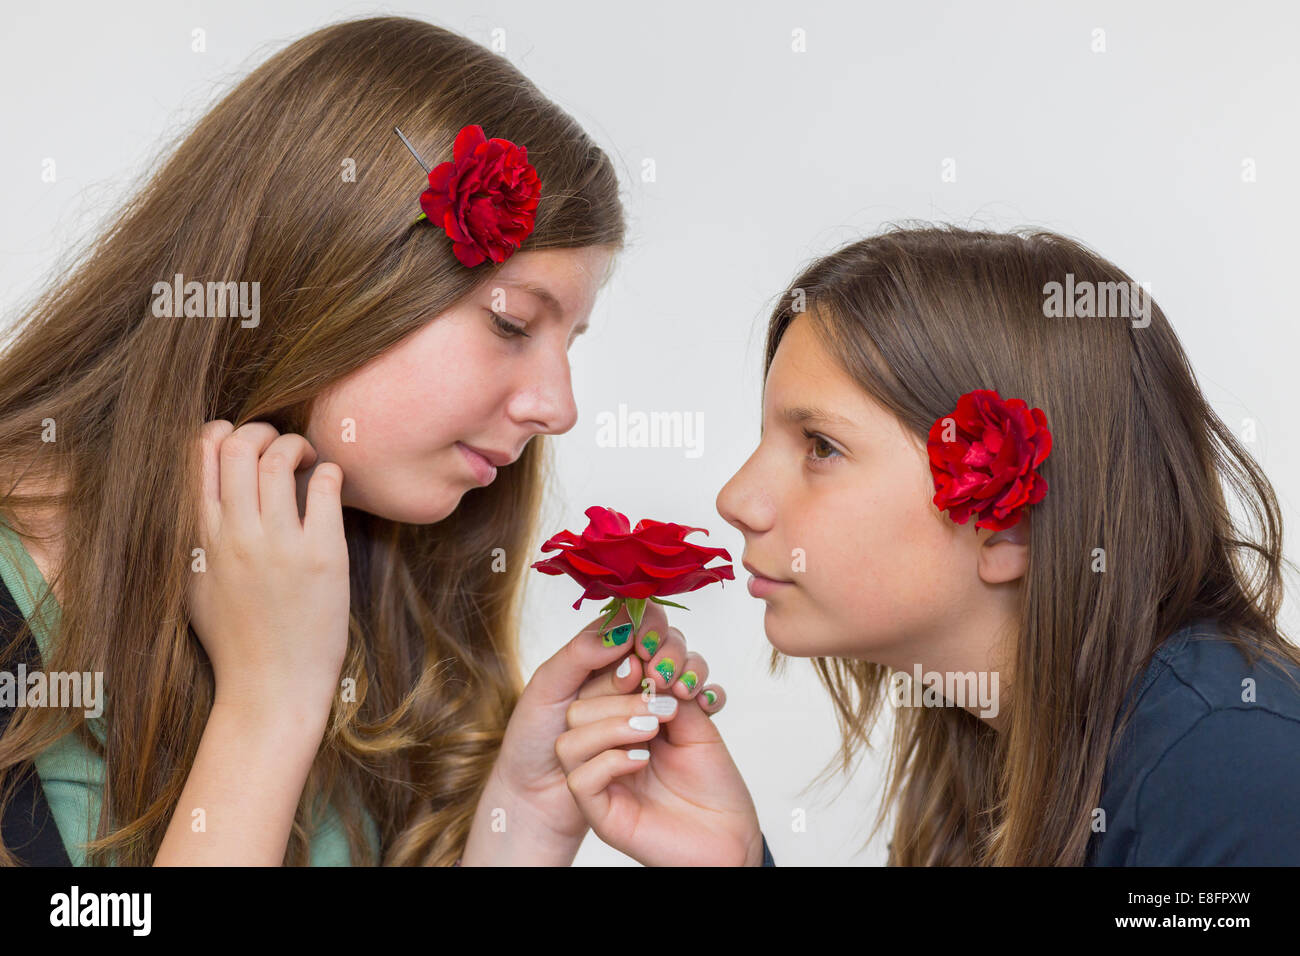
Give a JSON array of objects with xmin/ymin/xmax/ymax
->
[{"xmin": 656, "ymin": 689, "xmax": 723, "ymax": 745}]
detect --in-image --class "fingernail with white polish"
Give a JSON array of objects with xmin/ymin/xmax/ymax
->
[
  {"xmin": 628, "ymin": 749, "xmax": 650, "ymax": 761},
  {"xmin": 628, "ymin": 715, "xmax": 658, "ymax": 731},
  {"xmin": 647, "ymin": 696, "xmax": 677, "ymax": 716},
  {"xmin": 616, "ymin": 656, "xmax": 632, "ymax": 679}
]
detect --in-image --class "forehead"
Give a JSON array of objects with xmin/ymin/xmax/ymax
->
[
  {"xmin": 493, "ymin": 247, "xmax": 613, "ymax": 312},
  {"xmin": 763, "ymin": 313, "xmax": 896, "ymax": 435},
  {"xmin": 765, "ymin": 313, "xmax": 855, "ymax": 406}
]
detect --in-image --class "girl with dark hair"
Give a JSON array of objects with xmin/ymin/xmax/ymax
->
[{"xmin": 559, "ymin": 224, "xmax": 1300, "ymax": 866}]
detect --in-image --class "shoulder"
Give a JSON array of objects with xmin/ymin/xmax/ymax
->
[
  {"xmin": 1121, "ymin": 616, "xmax": 1300, "ymax": 728},
  {"xmin": 1089, "ymin": 617, "xmax": 1300, "ymax": 865},
  {"xmin": 1158, "ymin": 618, "xmax": 1300, "ymax": 711},
  {"xmin": 1132, "ymin": 705, "xmax": 1300, "ymax": 864}
]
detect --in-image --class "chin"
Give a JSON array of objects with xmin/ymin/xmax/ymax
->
[
  {"xmin": 763, "ymin": 605, "xmax": 859, "ymax": 659},
  {"xmin": 345, "ymin": 485, "xmax": 460, "ymax": 525},
  {"xmin": 397, "ymin": 495, "xmax": 462, "ymax": 525},
  {"xmin": 761, "ymin": 608, "xmax": 818, "ymax": 658}
]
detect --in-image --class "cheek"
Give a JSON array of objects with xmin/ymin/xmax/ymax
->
[
  {"xmin": 311, "ymin": 324, "xmax": 499, "ymax": 467},
  {"xmin": 757, "ymin": 479, "xmax": 882, "ymax": 657},
  {"xmin": 794, "ymin": 465, "xmax": 955, "ymax": 650},
  {"xmin": 817, "ymin": 486, "xmax": 914, "ymax": 623}
]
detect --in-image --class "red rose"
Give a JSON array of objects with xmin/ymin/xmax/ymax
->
[
  {"xmin": 419, "ymin": 124, "xmax": 540, "ymax": 268},
  {"xmin": 926, "ymin": 389, "xmax": 1052, "ymax": 532},
  {"xmin": 531, "ymin": 505, "xmax": 735, "ymax": 611}
]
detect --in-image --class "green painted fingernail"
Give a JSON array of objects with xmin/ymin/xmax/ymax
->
[
  {"xmin": 680, "ymin": 670, "xmax": 698, "ymax": 691},
  {"xmin": 655, "ymin": 657, "xmax": 675, "ymax": 682},
  {"xmin": 601, "ymin": 623, "xmax": 633, "ymax": 647},
  {"xmin": 702, "ymin": 689, "xmax": 717, "ymax": 706},
  {"xmin": 642, "ymin": 629, "xmax": 661, "ymax": 655}
]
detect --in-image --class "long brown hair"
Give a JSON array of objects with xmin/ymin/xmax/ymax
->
[
  {"xmin": 762, "ymin": 223, "xmax": 1300, "ymax": 865},
  {"xmin": 0, "ymin": 15, "xmax": 625, "ymax": 865}
]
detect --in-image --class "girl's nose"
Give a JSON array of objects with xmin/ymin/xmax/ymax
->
[
  {"xmin": 509, "ymin": 361, "xmax": 579, "ymax": 437},
  {"xmin": 717, "ymin": 465, "xmax": 775, "ymax": 535}
]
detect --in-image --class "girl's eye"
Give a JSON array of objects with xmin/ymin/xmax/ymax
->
[
  {"xmin": 803, "ymin": 428, "xmax": 843, "ymax": 467},
  {"xmin": 489, "ymin": 311, "xmax": 530, "ymax": 339}
]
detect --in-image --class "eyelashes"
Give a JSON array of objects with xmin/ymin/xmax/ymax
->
[
  {"xmin": 488, "ymin": 310, "xmax": 530, "ymax": 339},
  {"xmin": 802, "ymin": 428, "xmax": 844, "ymax": 467},
  {"xmin": 488, "ymin": 310, "xmax": 583, "ymax": 351}
]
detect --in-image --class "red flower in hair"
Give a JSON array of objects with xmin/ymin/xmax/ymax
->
[
  {"xmin": 927, "ymin": 389, "xmax": 1052, "ymax": 532},
  {"xmin": 417, "ymin": 124, "xmax": 540, "ymax": 267},
  {"xmin": 531, "ymin": 505, "xmax": 734, "ymax": 633}
]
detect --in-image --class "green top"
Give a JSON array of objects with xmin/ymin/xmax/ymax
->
[{"xmin": 0, "ymin": 520, "xmax": 380, "ymax": 865}]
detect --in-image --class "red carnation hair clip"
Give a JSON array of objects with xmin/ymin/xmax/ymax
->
[
  {"xmin": 395, "ymin": 124, "xmax": 541, "ymax": 268},
  {"xmin": 927, "ymin": 388, "xmax": 1052, "ymax": 532}
]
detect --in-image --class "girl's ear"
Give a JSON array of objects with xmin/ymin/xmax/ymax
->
[{"xmin": 977, "ymin": 514, "xmax": 1030, "ymax": 585}]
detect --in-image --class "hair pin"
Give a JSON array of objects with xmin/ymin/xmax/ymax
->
[{"xmin": 393, "ymin": 123, "xmax": 541, "ymax": 268}]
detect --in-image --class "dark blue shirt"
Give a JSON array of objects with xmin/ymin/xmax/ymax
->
[
  {"xmin": 1086, "ymin": 616, "xmax": 1300, "ymax": 865},
  {"xmin": 762, "ymin": 617, "xmax": 1300, "ymax": 866}
]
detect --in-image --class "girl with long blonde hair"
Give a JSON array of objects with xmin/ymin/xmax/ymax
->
[{"xmin": 0, "ymin": 15, "xmax": 724, "ymax": 866}]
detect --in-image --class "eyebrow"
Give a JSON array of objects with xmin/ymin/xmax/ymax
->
[
  {"xmin": 774, "ymin": 405, "xmax": 857, "ymax": 428},
  {"xmin": 499, "ymin": 281, "xmax": 588, "ymax": 335}
]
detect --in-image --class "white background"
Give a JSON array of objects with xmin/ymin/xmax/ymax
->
[{"xmin": 3, "ymin": 1, "xmax": 1297, "ymax": 865}]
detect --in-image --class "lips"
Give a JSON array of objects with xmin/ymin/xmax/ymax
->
[
  {"xmin": 459, "ymin": 443, "xmax": 517, "ymax": 468},
  {"xmin": 742, "ymin": 559, "xmax": 792, "ymax": 584}
]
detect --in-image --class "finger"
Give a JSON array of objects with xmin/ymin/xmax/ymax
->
[
  {"xmin": 258, "ymin": 434, "xmax": 319, "ymax": 536},
  {"xmin": 196, "ymin": 420, "xmax": 234, "ymax": 544},
  {"xmin": 631, "ymin": 600, "xmax": 669, "ymax": 662},
  {"xmin": 567, "ymin": 688, "xmax": 678, "ymax": 730},
  {"xmin": 576, "ymin": 653, "xmax": 646, "ymax": 700},
  {"xmin": 556, "ymin": 713, "xmax": 662, "ymax": 775},
  {"xmin": 695, "ymin": 683, "xmax": 726, "ymax": 716},
  {"xmin": 566, "ymin": 748, "xmax": 650, "ymax": 832},
  {"xmin": 526, "ymin": 607, "xmax": 652, "ymax": 706},
  {"xmin": 659, "ymin": 684, "xmax": 727, "ymax": 745},
  {"xmin": 218, "ymin": 422, "xmax": 282, "ymax": 535},
  {"xmin": 594, "ymin": 602, "xmax": 640, "ymax": 650},
  {"xmin": 302, "ymin": 461, "xmax": 345, "ymax": 545},
  {"xmin": 645, "ymin": 625, "xmax": 688, "ymax": 692},
  {"xmin": 672, "ymin": 651, "xmax": 709, "ymax": 699}
]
